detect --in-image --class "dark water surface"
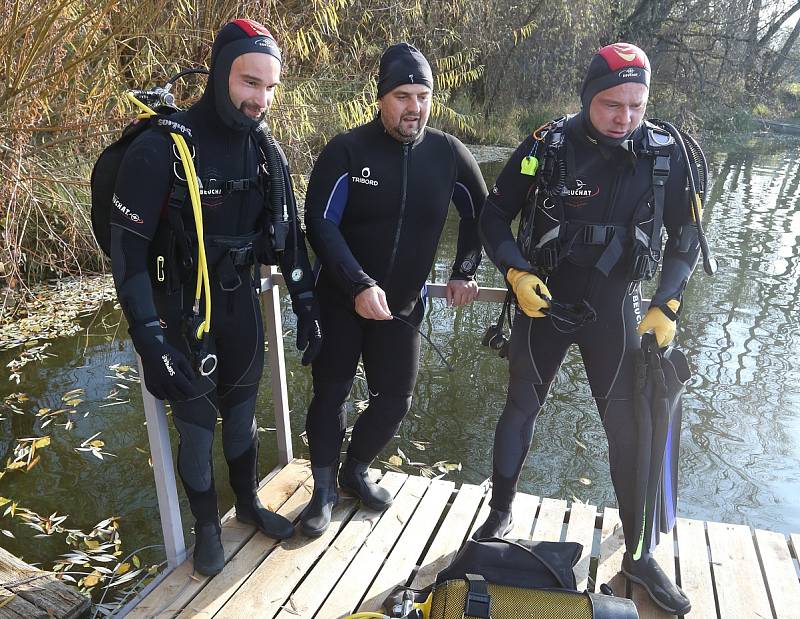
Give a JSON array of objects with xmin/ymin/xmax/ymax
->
[{"xmin": 1, "ymin": 135, "xmax": 799, "ymax": 578}]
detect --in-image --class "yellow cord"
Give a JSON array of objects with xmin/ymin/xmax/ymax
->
[
  {"xmin": 339, "ymin": 613, "xmax": 389, "ymax": 619},
  {"xmin": 125, "ymin": 92, "xmax": 211, "ymax": 337}
]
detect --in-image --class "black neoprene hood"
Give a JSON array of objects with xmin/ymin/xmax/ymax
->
[
  {"xmin": 376, "ymin": 42, "xmax": 433, "ymax": 98},
  {"xmin": 206, "ymin": 18, "xmax": 283, "ymax": 132}
]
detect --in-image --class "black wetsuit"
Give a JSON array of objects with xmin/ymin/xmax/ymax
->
[
  {"xmin": 304, "ymin": 117, "xmax": 487, "ymax": 466},
  {"xmin": 110, "ymin": 92, "xmax": 315, "ymax": 524},
  {"xmin": 479, "ymin": 113, "xmax": 700, "ymax": 553}
]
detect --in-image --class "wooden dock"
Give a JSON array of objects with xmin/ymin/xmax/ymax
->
[
  {"xmin": 126, "ymin": 460, "xmax": 800, "ymax": 619},
  {"xmin": 0, "ymin": 545, "xmax": 89, "ymax": 619}
]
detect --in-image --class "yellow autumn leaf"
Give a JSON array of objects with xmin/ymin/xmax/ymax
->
[
  {"xmin": 115, "ymin": 562, "xmax": 130, "ymax": 575},
  {"xmin": 388, "ymin": 455, "xmax": 403, "ymax": 466},
  {"xmin": 33, "ymin": 437, "xmax": 50, "ymax": 449},
  {"xmin": 85, "ymin": 539, "xmax": 100, "ymax": 550},
  {"xmin": 578, "ymin": 478, "xmax": 592, "ymax": 486},
  {"xmin": 26, "ymin": 455, "xmax": 41, "ymax": 471},
  {"xmin": 66, "ymin": 399, "xmax": 83, "ymax": 407},
  {"xmin": 83, "ymin": 572, "xmax": 101, "ymax": 587},
  {"xmin": 5, "ymin": 461, "xmax": 27, "ymax": 471},
  {"xmin": 89, "ymin": 440, "xmax": 105, "ymax": 448}
]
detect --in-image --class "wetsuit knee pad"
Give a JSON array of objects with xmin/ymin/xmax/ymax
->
[
  {"xmin": 173, "ymin": 416, "xmax": 215, "ymax": 492},
  {"xmin": 221, "ymin": 394, "xmax": 257, "ymax": 461}
]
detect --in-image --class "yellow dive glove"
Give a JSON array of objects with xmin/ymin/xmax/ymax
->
[
  {"xmin": 507, "ymin": 268, "xmax": 551, "ymax": 318},
  {"xmin": 637, "ymin": 299, "xmax": 681, "ymax": 347}
]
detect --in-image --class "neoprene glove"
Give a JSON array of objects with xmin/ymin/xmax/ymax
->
[
  {"xmin": 129, "ymin": 321, "xmax": 197, "ymax": 401},
  {"xmin": 507, "ymin": 268, "xmax": 551, "ymax": 318},
  {"xmin": 292, "ymin": 291, "xmax": 323, "ymax": 366},
  {"xmin": 637, "ymin": 299, "xmax": 681, "ymax": 348}
]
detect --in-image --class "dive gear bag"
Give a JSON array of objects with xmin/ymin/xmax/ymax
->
[{"xmin": 384, "ymin": 537, "xmax": 639, "ymax": 619}]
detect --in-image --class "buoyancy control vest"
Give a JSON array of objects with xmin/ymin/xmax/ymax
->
[
  {"xmin": 91, "ymin": 81, "xmax": 298, "ymax": 294},
  {"xmin": 519, "ymin": 115, "xmax": 680, "ymax": 282}
]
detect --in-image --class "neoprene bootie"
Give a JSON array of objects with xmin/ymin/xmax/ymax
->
[
  {"xmin": 300, "ymin": 463, "xmax": 339, "ymax": 537},
  {"xmin": 236, "ymin": 495, "xmax": 295, "ymax": 539},
  {"xmin": 193, "ymin": 521, "xmax": 224, "ymax": 576},
  {"xmin": 472, "ymin": 507, "xmax": 513, "ymax": 540},
  {"xmin": 622, "ymin": 551, "xmax": 691, "ymax": 614},
  {"xmin": 338, "ymin": 456, "xmax": 392, "ymax": 511}
]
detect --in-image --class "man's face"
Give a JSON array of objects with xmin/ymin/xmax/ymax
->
[
  {"xmin": 228, "ymin": 52, "xmax": 281, "ymax": 121},
  {"xmin": 378, "ymin": 84, "xmax": 432, "ymax": 143},
  {"xmin": 588, "ymin": 82, "xmax": 648, "ymax": 140}
]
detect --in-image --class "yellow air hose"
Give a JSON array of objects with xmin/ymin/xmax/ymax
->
[{"xmin": 124, "ymin": 92, "xmax": 211, "ymax": 339}]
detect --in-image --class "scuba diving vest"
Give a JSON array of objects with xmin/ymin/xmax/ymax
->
[
  {"xmin": 519, "ymin": 115, "xmax": 677, "ymax": 282},
  {"xmin": 90, "ymin": 105, "xmax": 291, "ymax": 293}
]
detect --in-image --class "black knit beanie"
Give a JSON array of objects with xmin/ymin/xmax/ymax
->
[
  {"xmin": 206, "ymin": 19, "xmax": 283, "ymax": 131},
  {"xmin": 580, "ymin": 43, "xmax": 650, "ymax": 111},
  {"xmin": 377, "ymin": 43, "xmax": 433, "ymax": 99}
]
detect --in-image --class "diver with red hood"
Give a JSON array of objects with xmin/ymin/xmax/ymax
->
[
  {"xmin": 477, "ymin": 43, "xmax": 702, "ymax": 614},
  {"xmin": 110, "ymin": 19, "xmax": 321, "ymax": 575}
]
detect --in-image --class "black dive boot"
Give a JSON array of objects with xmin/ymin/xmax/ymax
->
[
  {"xmin": 300, "ymin": 462, "xmax": 339, "ymax": 537},
  {"xmin": 193, "ymin": 520, "xmax": 224, "ymax": 576},
  {"xmin": 338, "ymin": 456, "xmax": 392, "ymax": 511},
  {"xmin": 185, "ymin": 485, "xmax": 224, "ymax": 576},
  {"xmin": 228, "ymin": 443, "xmax": 295, "ymax": 540},
  {"xmin": 472, "ymin": 508, "xmax": 513, "ymax": 540},
  {"xmin": 622, "ymin": 552, "xmax": 691, "ymax": 614}
]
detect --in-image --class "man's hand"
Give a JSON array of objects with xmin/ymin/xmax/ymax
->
[
  {"xmin": 506, "ymin": 268, "xmax": 551, "ymax": 318},
  {"xmin": 637, "ymin": 299, "xmax": 681, "ymax": 348},
  {"xmin": 355, "ymin": 285, "xmax": 393, "ymax": 320},
  {"xmin": 446, "ymin": 279, "xmax": 479, "ymax": 307},
  {"xmin": 291, "ymin": 291, "xmax": 323, "ymax": 365}
]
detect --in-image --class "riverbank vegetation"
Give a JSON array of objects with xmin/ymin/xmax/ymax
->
[{"xmin": 3, "ymin": 0, "xmax": 800, "ymax": 288}]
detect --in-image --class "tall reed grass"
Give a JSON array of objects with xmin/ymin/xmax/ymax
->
[{"xmin": 0, "ymin": 0, "xmax": 486, "ymax": 288}]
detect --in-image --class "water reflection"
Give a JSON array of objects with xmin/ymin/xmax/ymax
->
[{"xmin": 1, "ymin": 136, "xmax": 799, "ymax": 578}]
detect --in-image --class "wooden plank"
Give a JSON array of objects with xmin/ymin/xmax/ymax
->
[
  {"xmin": 215, "ymin": 473, "xmax": 404, "ymax": 618},
  {"xmin": 754, "ymin": 528, "xmax": 800, "ymax": 619},
  {"xmin": 358, "ymin": 479, "xmax": 455, "ymax": 612},
  {"xmin": 596, "ymin": 508, "xmax": 627, "ymax": 597},
  {"xmin": 675, "ymin": 518, "xmax": 716, "ymax": 618},
  {"xmin": 313, "ymin": 475, "xmax": 431, "ymax": 619},
  {"xmin": 0, "ymin": 587, "xmax": 49, "ymax": 619},
  {"xmin": 0, "ymin": 547, "xmax": 89, "ymax": 619},
  {"xmin": 273, "ymin": 472, "xmax": 410, "ymax": 619},
  {"xmin": 508, "ymin": 492, "xmax": 540, "ymax": 539},
  {"xmin": 175, "ymin": 470, "xmax": 322, "ymax": 618},
  {"xmin": 790, "ymin": 534, "xmax": 800, "ymax": 560},
  {"xmin": 409, "ymin": 483, "xmax": 485, "ymax": 590},
  {"xmin": 128, "ymin": 459, "xmax": 310, "ymax": 618},
  {"xmin": 631, "ymin": 531, "xmax": 677, "ymax": 618},
  {"xmin": 564, "ymin": 502, "xmax": 597, "ymax": 591},
  {"xmin": 467, "ymin": 488, "xmax": 493, "ymax": 538},
  {"xmin": 707, "ymin": 521, "xmax": 772, "ymax": 618},
  {"xmin": 531, "ymin": 497, "xmax": 567, "ymax": 542}
]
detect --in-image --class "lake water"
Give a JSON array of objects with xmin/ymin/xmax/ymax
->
[{"xmin": 1, "ymin": 133, "xmax": 799, "ymax": 595}]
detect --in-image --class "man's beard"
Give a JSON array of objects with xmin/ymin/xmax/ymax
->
[{"xmin": 239, "ymin": 102, "xmax": 266, "ymax": 122}]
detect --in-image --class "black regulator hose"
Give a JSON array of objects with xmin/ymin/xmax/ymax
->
[
  {"xmin": 655, "ymin": 120, "xmax": 717, "ymax": 276},
  {"xmin": 252, "ymin": 123, "xmax": 290, "ymax": 254}
]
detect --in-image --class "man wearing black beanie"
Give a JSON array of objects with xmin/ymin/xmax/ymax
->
[
  {"xmin": 110, "ymin": 19, "xmax": 322, "ymax": 576},
  {"xmin": 477, "ymin": 43, "xmax": 704, "ymax": 614},
  {"xmin": 299, "ymin": 42, "xmax": 487, "ymax": 538}
]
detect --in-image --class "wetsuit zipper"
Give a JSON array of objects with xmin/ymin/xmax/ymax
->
[{"xmin": 383, "ymin": 142, "xmax": 410, "ymax": 287}]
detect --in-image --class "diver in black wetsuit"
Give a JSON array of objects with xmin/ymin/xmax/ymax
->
[
  {"xmin": 476, "ymin": 44, "xmax": 700, "ymax": 614},
  {"xmin": 299, "ymin": 43, "xmax": 487, "ymax": 537},
  {"xmin": 110, "ymin": 19, "xmax": 322, "ymax": 576}
]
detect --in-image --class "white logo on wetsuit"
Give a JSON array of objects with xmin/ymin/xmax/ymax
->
[
  {"xmin": 352, "ymin": 166, "xmax": 379, "ymax": 186},
  {"xmin": 563, "ymin": 178, "xmax": 600, "ymax": 198},
  {"xmin": 112, "ymin": 193, "xmax": 144, "ymax": 224},
  {"xmin": 162, "ymin": 354, "xmax": 175, "ymax": 376},
  {"xmin": 409, "ymin": 74, "xmax": 414, "ymax": 83}
]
